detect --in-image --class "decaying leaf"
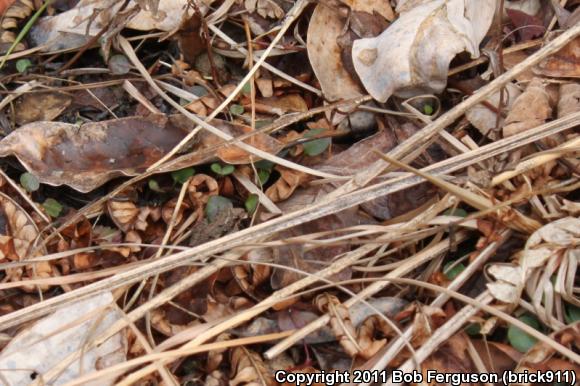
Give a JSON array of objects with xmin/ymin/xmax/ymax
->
[
  {"xmin": 506, "ymin": 8, "xmax": 545, "ymax": 41},
  {"xmin": 0, "ymin": 192, "xmax": 52, "ymax": 289},
  {"xmin": 352, "ymin": 0, "xmax": 495, "ymax": 102},
  {"xmin": 0, "ymin": 115, "xmax": 189, "ymax": 192},
  {"xmin": 248, "ymin": 94, "xmax": 308, "ymax": 116},
  {"xmin": 0, "ymin": 115, "xmax": 281, "ymax": 192},
  {"xmin": 214, "ymin": 124, "xmax": 283, "ymax": 165},
  {"xmin": 503, "ymin": 78, "xmax": 552, "ymax": 138},
  {"xmin": 0, "ymin": 292, "xmax": 127, "ymax": 386},
  {"xmin": 315, "ymin": 294, "xmax": 409, "ymax": 359}
]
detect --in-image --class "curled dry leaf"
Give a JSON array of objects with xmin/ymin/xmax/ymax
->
[
  {"xmin": 0, "ymin": 0, "xmax": 16, "ymax": 16},
  {"xmin": 487, "ymin": 217, "xmax": 579, "ymax": 325},
  {"xmin": 0, "ymin": 292, "xmax": 127, "ymax": 386},
  {"xmin": 314, "ymin": 294, "xmax": 406, "ymax": 359},
  {"xmin": 265, "ymin": 166, "xmax": 308, "ymax": 202},
  {"xmin": 503, "ymin": 78, "xmax": 552, "ymax": 138},
  {"xmin": 316, "ymin": 294, "xmax": 361, "ymax": 357},
  {"xmin": 229, "ymin": 347, "xmax": 275, "ymax": 386},
  {"xmin": 188, "ymin": 174, "xmax": 219, "ymax": 204},
  {"xmin": 0, "ymin": 191, "xmax": 41, "ymax": 262},
  {"xmin": 161, "ymin": 197, "xmax": 192, "ymax": 227},
  {"xmin": 207, "ymin": 333, "xmax": 231, "ymax": 372},
  {"xmin": 352, "ymin": 0, "xmax": 495, "ymax": 102}
]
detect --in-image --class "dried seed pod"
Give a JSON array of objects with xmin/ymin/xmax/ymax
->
[
  {"xmin": 187, "ymin": 173, "xmax": 218, "ymax": 204},
  {"xmin": 0, "ymin": 0, "xmax": 35, "ymax": 52},
  {"xmin": 0, "ymin": 192, "xmax": 52, "ymax": 290}
]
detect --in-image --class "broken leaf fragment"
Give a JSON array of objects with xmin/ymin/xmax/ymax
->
[
  {"xmin": 465, "ymin": 83, "xmax": 522, "ymax": 140},
  {"xmin": 352, "ymin": 0, "xmax": 495, "ymax": 102},
  {"xmin": 535, "ymin": 36, "xmax": 580, "ymax": 78}
]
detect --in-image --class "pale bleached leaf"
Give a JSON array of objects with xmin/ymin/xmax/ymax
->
[{"xmin": 352, "ymin": 0, "xmax": 495, "ymax": 102}]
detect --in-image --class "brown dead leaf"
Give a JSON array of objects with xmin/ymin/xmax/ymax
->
[
  {"xmin": 503, "ymin": 50, "xmax": 537, "ymax": 82},
  {"xmin": 318, "ymin": 127, "xmax": 436, "ymax": 220},
  {"xmin": 0, "ymin": 0, "xmax": 16, "ymax": 16},
  {"xmin": 256, "ymin": 77, "xmax": 273, "ymax": 98},
  {"xmin": 471, "ymin": 340, "xmax": 522, "ymax": 374},
  {"xmin": 161, "ymin": 197, "xmax": 193, "ymax": 227},
  {"xmin": 506, "ymin": 8, "xmax": 545, "ymax": 42},
  {"xmin": 230, "ymin": 346, "xmax": 275, "ymax": 386},
  {"xmin": 207, "ymin": 333, "xmax": 232, "ymax": 372},
  {"xmin": 212, "ymin": 121, "xmax": 284, "ymax": 165},
  {"xmin": 557, "ymin": 83, "xmax": 580, "ymax": 118},
  {"xmin": 178, "ymin": 13, "xmax": 206, "ymax": 64},
  {"xmin": 13, "ymin": 92, "xmax": 72, "ymax": 125},
  {"xmin": 0, "ymin": 192, "xmax": 51, "ymax": 290},
  {"xmin": 0, "ymin": 192, "xmax": 41, "ymax": 263},
  {"xmin": 503, "ymin": 78, "xmax": 552, "ymax": 137},
  {"xmin": 307, "ymin": 4, "xmax": 364, "ymax": 102},
  {"xmin": 340, "ymin": 0, "xmax": 394, "ymax": 21},
  {"xmin": 535, "ymin": 36, "xmax": 580, "ymax": 78}
]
